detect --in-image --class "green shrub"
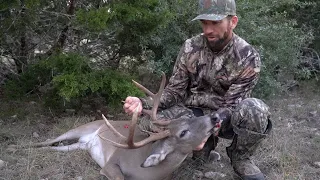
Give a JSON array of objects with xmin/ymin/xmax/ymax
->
[
  {"xmin": 52, "ymin": 68, "xmax": 144, "ymax": 107},
  {"xmin": 3, "ymin": 63, "xmax": 51, "ymax": 99},
  {"xmin": 4, "ymin": 53, "xmax": 144, "ymax": 108}
]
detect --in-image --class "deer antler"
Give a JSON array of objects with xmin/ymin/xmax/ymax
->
[
  {"xmin": 132, "ymin": 71, "xmax": 166, "ymax": 121},
  {"xmin": 99, "ymin": 72, "xmax": 171, "ymax": 149}
]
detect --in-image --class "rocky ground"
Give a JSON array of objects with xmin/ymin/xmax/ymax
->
[{"xmin": 1, "ymin": 84, "xmax": 320, "ymax": 180}]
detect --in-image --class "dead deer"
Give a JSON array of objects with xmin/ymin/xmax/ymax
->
[{"xmin": 15, "ymin": 73, "xmax": 219, "ymax": 180}]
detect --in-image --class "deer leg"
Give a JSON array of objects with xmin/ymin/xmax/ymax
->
[
  {"xmin": 100, "ymin": 164, "xmax": 124, "ymax": 180},
  {"xmin": 9, "ymin": 133, "xmax": 79, "ymax": 148},
  {"xmin": 31, "ymin": 132, "xmax": 81, "ymax": 147},
  {"xmin": 13, "ymin": 120, "xmax": 105, "ymax": 148},
  {"xmin": 40, "ymin": 142, "xmax": 87, "ymax": 151}
]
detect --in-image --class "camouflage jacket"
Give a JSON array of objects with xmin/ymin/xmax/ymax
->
[{"xmin": 143, "ymin": 33, "xmax": 261, "ymax": 113}]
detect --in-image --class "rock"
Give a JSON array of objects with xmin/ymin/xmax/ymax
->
[
  {"xmin": 33, "ymin": 132, "xmax": 40, "ymax": 138},
  {"xmin": 192, "ymin": 170, "xmax": 204, "ymax": 180},
  {"xmin": 11, "ymin": 114, "xmax": 17, "ymax": 118},
  {"xmin": 65, "ymin": 109, "xmax": 76, "ymax": 114},
  {"xmin": 6, "ymin": 146, "xmax": 17, "ymax": 153},
  {"xmin": 209, "ymin": 150, "xmax": 221, "ymax": 162},
  {"xmin": 76, "ymin": 176, "xmax": 83, "ymax": 180},
  {"xmin": 314, "ymin": 162, "xmax": 320, "ymax": 168},
  {"xmin": 309, "ymin": 111, "xmax": 317, "ymax": 117},
  {"xmin": 82, "ymin": 104, "xmax": 91, "ymax": 109},
  {"xmin": 29, "ymin": 101, "xmax": 37, "ymax": 105},
  {"xmin": 204, "ymin": 171, "xmax": 226, "ymax": 179},
  {"xmin": 0, "ymin": 159, "xmax": 6, "ymax": 169},
  {"xmin": 288, "ymin": 104, "xmax": 302, "ymax": 108},
  {"xmin": 219, "ymin": 163, "xmax": 225, "ymax": 168},
  {"xmin": 106, "ymin": 114, "xmax": 114, "ymax": 118}
]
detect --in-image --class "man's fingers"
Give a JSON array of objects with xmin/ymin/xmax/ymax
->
[
  {"xmin": 128, "ymin": 102, "xmax": 139, "ymax": 113},
  {"xmin": 123, "ymin": 97, "xmax": 142, "ymax": 115},
  {"xmin": 125, "ymin": 96, "xmax": 133, "ymax": 104},
  {"xmin": 123, "ymin": 102, "xmax": 131, "ymax": 109}
]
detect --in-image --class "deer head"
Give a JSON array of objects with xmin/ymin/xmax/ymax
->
[{"xmin": 141, "ymin": 115, "xmax": 215, "ymax": 167}]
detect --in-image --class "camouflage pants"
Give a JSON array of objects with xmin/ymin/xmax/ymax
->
[{"xmin": 138, "ymin": 98, "xmax": 272, "ymax": 159}]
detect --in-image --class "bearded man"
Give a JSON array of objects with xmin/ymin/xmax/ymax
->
[{"xmin": 124, "ymin": 0, "xmax": 272, "ymax": 179}]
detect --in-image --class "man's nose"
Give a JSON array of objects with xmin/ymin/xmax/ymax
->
[
  {"xmin": 203, "ymin": 24, "xmax": 215, "ymax": 35},
  {"xmin": 203, "ymin": 26, "xmax": 212, "ymax": 35}
]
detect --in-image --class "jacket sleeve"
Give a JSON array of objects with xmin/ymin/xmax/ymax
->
[
  {"xmin": 222, "ymin": 53, "xmax": 261, "ymax": 109},
  {"xmin": 159, "ymin": 43, "xmax": 191, "ymax": 109},
  {"xmin": 140, "ymin": 42, "xmax": 190, "ymax": 109}
]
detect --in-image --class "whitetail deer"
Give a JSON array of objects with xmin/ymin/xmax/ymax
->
[{"xmin": 16, "ymin": 73, "xmax": 219, "ymax": 180}]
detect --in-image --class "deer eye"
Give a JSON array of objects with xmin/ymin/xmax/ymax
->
[{"xmin": 179, "ymin": 130, "xmax": 189, "ymax": 138}]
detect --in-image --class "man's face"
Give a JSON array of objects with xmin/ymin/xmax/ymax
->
[{"xmin": 200, "ymin": 16, "xmax": 238, "ymax": 51}]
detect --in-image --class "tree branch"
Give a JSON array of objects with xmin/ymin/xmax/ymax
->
[{"xmin": 46, "ymin": 0, "xmax": 76, "ymax": 56}]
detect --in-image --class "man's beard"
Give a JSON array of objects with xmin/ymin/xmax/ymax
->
[{"xmin": 207, "ymin": 30, "xmax": 230, "ymax": 52}]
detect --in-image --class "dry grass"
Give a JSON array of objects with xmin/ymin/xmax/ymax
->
[
  {"xmin": 0, "ymin": 115, "xmax": 104, "ymax": 180},
  {"xmin": 1, "ymin": 86, "xmax": 320, "ymax": 180}
]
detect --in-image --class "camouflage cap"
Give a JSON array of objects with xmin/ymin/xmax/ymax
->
[{"xmin": 192, "ymin": 0, "xmax": 236, "ymax": 21}]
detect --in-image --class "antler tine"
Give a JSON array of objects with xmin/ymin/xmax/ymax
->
[
  {"xmin": 99, "ymin": 130, "xmax": 171, "ymax": 149},
  {"xmin": 132, "ymin": 80, "xmax": 155, "ymax": 97},
  {"xmin": 101, "ymin": 72, "xmax": 169, "ymax": 149},
  {"xmin": 127, "ymin": 105, "xmax": 171, "ymax": 148},
  {"xmin": 132, "ymin": 72, "xmax": 166, "ymax": 122},
  {"xmin": 102, "ymin": 114, "xmax": 126, "ymax": 140},
  {"xmin": 100, "ymin": 108, "xmax": 171, "ymax": 149},
  {"xmin": 127, "ymin": 106, "xmax": 139, "ymax": 147},
  {"xmin": 150, "ymin": 72, "xmax": 166, "ymax": 121}
]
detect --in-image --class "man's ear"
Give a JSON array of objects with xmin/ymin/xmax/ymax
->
[
  {"xmin": 230, "ymin": 15, "xmax": 238, "ymax": 29},
  {"xmin": 141, "ymin": 139, "xmax": 175, "ymax": 168}
]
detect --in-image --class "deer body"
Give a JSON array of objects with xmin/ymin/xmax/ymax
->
[
  {"xmin": 30, "ymin": 116, "xmax": 215, "ymax": 180},
  {"xmin": 20, "ymin": 73, "xmax": 218, "ymax": 180}
]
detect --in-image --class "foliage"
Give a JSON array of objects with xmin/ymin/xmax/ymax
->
[
  {"xmin": 139, "ymin": 0, "xmax": 313, "ymax": 97},
  {"xmin": 235, "ymin": 0, "xmax": 312, "ymax": 97},
  {"xmin": 76, "ymin": 7, "xmax": 113, "ymax": 32},
  {"xmin": 3, "ymin": 63, "xmax": 51, "ymax": 99},
  {"xmin": 293, "ymin": 0, "xmax": 320, "ymax": 51},
  {"xmin": 49, "ymin": 53, "xmax": 144, "ymax": 107},
  {"xmin": 4, "ymin": 53, "xmax": 144, "ymax": 108},
  {"xmin": 73, "ymin": 0, "xmax": 172, "ymax": 69},
  {"xmin": 1, "ymin": 0, "xmax": 319, "ymax": 105},
  {"xmin": 141, "ymin": 0, "xmax": 200, "ymax": 74}
]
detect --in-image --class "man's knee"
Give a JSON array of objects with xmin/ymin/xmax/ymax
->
[{"xmin": 231, "ymin": 98, "xmax": 270, "ymax": 134}]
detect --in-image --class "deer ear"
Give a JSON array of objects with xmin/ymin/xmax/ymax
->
[{"xmin": 141, "ymin": 139, "xmax": 175, "ymax": 168}]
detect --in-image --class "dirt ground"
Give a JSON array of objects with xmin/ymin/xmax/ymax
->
[{"xmin": 1, "ymin": 84, "xmax": 320, "ymax": 180}]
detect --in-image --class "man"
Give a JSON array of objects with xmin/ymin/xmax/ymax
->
[{"xmin": 123, "ymin": 0, "xmax": 272, "ymax": 179}]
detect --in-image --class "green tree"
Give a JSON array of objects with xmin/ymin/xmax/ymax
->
[
  {"xmin": 1, "ymin": 0, "xmax": 171, "ymax": 108},
  {"xmin": 1, "ymin": 0, "xmax": 315, "ymax": 108},
  {"xmin": 141, "ymin": 0, "xmax": 312, "ymax": 97}
]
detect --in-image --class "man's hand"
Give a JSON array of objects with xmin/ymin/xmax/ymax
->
[{"xmin": 123, "ymin": 96, "xmax": 143, "ymax": 115}]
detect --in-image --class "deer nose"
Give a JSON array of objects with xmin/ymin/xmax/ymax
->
[{"xmin": 210, "ymin": 113, "xmax": 221, "ymax": 124}]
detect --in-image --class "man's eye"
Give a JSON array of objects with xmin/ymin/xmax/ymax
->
[{"xmin": 180, "ymin": 130, "xmax": 189, "ymax": 138}]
